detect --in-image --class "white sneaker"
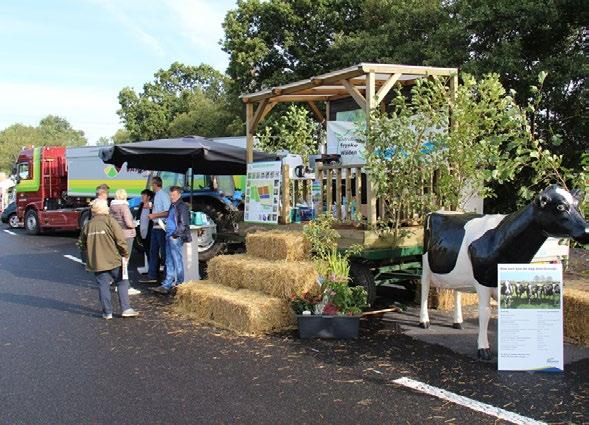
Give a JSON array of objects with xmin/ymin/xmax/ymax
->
[
  {"xmin": 122, "ymin": 308, "xmax": 139, "ymax": 318},
  {"xmin": 128, "ymin": 287, "xmax": 141, "ymax": 295},
  {"xmin": 102, "ymin": 313, "xmax": 113, "ymax": 320}
]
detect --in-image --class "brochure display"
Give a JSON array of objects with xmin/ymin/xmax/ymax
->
[
  {"xmin": 326, "ymin": 121, "xmax": 365, "ymax": 166},
  {"xmin": 244, "ymin": 161, "xmax": 282, "ymax": 224},
  {"xmin": 497, "ymin": 264, "xmax": 564, "ymax": 372}
]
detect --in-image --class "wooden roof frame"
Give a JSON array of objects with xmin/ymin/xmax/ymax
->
[
  {"xmin": 242, "ymin": 63, "xmax": 458, "ymax": 163},
  {"xmin": 242, "ymin": 63, "xmax": 458, "ymax": 225}
]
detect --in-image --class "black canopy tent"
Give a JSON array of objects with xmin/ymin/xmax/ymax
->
[
  {"xmin": 99, "ymin": 135, "xmax": 278, "ymax": 210},
  {"xmin": 99, "ymin": 136, "xmax": 276, "ymax": 175}
]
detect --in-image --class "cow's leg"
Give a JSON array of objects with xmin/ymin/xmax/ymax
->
[
  {"xmin": 419, "ymin": 254, "xmax": 431, "ymax": 329},
  {"xmin": 452, "ymin": 290, "xmax": 463, "ymax": 329},
  {"xmin": 476, "ymin": 286, "xmax": 492, "ymax": 361}
]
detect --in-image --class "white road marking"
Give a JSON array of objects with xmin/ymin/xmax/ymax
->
[
  {"xmin": 3, "ymin": 230, "xmax": 17, "ymax": 236},
  {"xmin": 64, "ymin": 255, "xmax": 85, "ymax": 265},
  {"xmin": 393, "ymin": 377, "xmax": 546, "ymax": 425}
]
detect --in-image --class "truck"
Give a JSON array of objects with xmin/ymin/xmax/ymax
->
[{"xmin": 14, "ymin": 146, "xmax": 147, "ymax": 234}]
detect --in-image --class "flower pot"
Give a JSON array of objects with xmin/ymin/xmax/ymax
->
[{"xmin": 296, "ymin": 315, "xmax": 360, "ymax": 339}]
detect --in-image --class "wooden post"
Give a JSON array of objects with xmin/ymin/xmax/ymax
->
[
  {"xmin": 335, "ymin": 168, "xmax": 342, "ymax": 221},
  {"xmin": 317, "ymin": 164, "xmax": 324, "ymax": 214},
  {"xmin": 326, "ymin": 168, "xmax": 333, "ymax": 217},
  {"xmin": 355, "ymin": 167, "xmax": 362, "ymax": 220},
  {"xmin": 280, "ymin": 164, "xmax": 291, "ymax": 224},
  {"xmin": 246, "ymin": 102, "xmax": 254, "ymax": 164},
  {"xmin": 345, "ymin": 168, "xmax": 352, "ymax": 222},
  {"xmin": 365, "ymin": 72, "xmax": 377, "ymax": 225}
]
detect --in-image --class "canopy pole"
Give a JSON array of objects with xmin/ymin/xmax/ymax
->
[{"xmin": 189, "ymin": 167, "xmax": 194, "ymax": 210}]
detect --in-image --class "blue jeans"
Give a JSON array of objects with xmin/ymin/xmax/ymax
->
[
  {"xmin": 148, "ymin": 228, "xmax": 166, "ymax": 279},
  {"xmin": 95, "ymin": 268, "xmax": 130, "ymax": 315},
  {"xmin": 161, "ymin": 236, "xmax": 184, "ymax": 289}
]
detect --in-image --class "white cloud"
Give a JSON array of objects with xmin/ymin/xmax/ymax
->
[
  {"xmin": 0, "ymin": 82, "xmax": 121, "ymax": 144},
  {"xmin": 89, "ymin": 0, "xmax": 166, "ymax": 57}
]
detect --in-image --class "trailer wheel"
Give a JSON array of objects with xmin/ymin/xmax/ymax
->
[
  {"xmin": 349, "ymin": 262, "xmax": 376, "ymax": 307},
  {"xmin": 24, "ymin": 209, "xmax": 40, "ymax": 235},
  {"xmin": 192, "ymin": 200, "xmax": 228, "ymax": 262}
]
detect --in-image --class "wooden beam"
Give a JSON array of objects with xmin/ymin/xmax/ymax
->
[
  {"xmin": 270, "ymin": 95, "xmax": 332, "ymax": 103},
  {"xmin": 251, "ymin": 99, "xmax": 269, "ymax": 134},
  {"xmin": 342, "ymin": 79, "xmax": 367, "ymax": 110},
  {"xmin": 375, "ymin": 73, "xmax": 401, "ymax": 104},
  {"xmin": 307, "ymin": 101, "xmax": 324, "ymax": 123},
  {"xmin": 361, "ymin": 63, "xmax": 457, "ymax": 76},
  {"xmin": 365, "ymin": 71, "xmax": 377, "ymax": 225},
  {"xmin": 246, "ymin": 102, "xmax": 254, "ymax": 164}
]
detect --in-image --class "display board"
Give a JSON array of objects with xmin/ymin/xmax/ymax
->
[
  {"xmin": 244, "ymin": 161, "xmax": 282, "ymax": 224},
  {"xmin": 497, "ymin": 263, "xmax": 564, "ymax": 372},
  {"xmin": 326, "ymin": 121, "xmax": 365, "ymax": 166}
]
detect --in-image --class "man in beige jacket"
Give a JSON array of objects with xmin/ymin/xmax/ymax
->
[{"xmin": 80, "ymin": 199, "xmax": 139, "ymax": 319}]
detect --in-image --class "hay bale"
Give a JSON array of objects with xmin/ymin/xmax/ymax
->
[
  {"xmin": 208, "ymin": 254, "xmax": 318, "ymax": 299},
  {"xmin": 563, "ymin": 288, "xmax": 589, "ymax": 345},
  {"xmin": 415, "ymin": 284, "xmax": 479, "ymax": 310},
  {"xmin": 175, "ymin": 281, "xmax": 295, "ymax": 334},
  {"xmin": 246, "ymin": 230, "xmax": 310, "ymax": 261}
]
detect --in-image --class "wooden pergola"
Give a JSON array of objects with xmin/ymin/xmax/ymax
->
[
  {"xmin": 242, "ymin": 63, "xmax": 458, "ymax": 163},
  {"xmin": 241, "ymin": 63, "xmax": 458, "ymax": 224}
]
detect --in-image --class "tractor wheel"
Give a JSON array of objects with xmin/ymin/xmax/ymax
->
[{"xmin": 191, "ymin": 200, "xmax": 229, "ymax": 262}]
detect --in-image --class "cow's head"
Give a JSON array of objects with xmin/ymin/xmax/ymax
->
[{"xmin": 533, "ymin": 185, "xmax": 589, "ymax": 243}]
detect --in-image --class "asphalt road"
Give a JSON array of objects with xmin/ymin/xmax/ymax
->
[{"xmin": 0, "ymin": 228, "xmax": 587, "ymax": 424}]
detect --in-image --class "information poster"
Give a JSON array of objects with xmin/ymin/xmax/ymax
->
[
  {"xmin": 497, "ymin": 263, "xmax": 563, "ymax": 372},
  {"xmin": 244, "ymin": 161, "xmax": 282, "ymax": 224},
  {"xmin": 326, "ymin": 121, "xmax": 365, "ymax": 166}
]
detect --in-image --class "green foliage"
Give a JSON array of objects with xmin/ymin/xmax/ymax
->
[
  {"xmin": 117, "ymin": 62, "xmax": 242, "ymax": 141},
  {"xmin": 303, "ymin": 213, "xmax": 340, "ymax": 260},
  {"xmin": 222, "ymin": 0, "xmax": 587, "ymax": 201},
  {"xmin": 290, "ymin": 292, "xmax": 323, "ymax": 315},
  {"xmin": 0, "ymin": 116, "xmax": 87, "ymax": 173},
  {"xmin": 257, "ymin": 105, "xmax": 321, "ymax": 159},
  {"xmin": 323, "ymin": 280, "xmax": 367, "ymax": 315}
]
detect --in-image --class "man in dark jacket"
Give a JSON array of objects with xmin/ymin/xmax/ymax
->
[
  {"xmin": 80, "ymin": 199, "xmax": 139, "ymax": 319},
  {"xmin": 150, "ymin": 186, "xmax": 192, "ymax": 294}
]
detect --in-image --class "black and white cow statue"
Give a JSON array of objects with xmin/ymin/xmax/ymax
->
[{"xmin": 419, "ymin": 185, "xmax": 589, "ymax": 360}]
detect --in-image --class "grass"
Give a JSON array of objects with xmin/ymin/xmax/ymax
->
[{"xmin": 500, "ymin": 298, "xmax": 560, "ymax": 310}]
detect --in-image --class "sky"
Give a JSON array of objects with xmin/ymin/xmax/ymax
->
[{"xmin": 0, "ymin": 0, "xmax": 236, "ymax": 144}]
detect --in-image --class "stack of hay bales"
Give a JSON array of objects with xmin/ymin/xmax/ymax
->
[
  {"xmin": 563, "ymin": 288, "xmax": 589, "ymax": 345},
  {"xmin": 176, "ymin": 231, "xmax": 317, "ymax": 335}
]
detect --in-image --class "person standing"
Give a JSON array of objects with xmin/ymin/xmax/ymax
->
[
  {"xmin": 109, "ymin": 189, "xmax": 141, "ymax": 295},
  {"xmin": 150, "ymin": 186, "xmax": 192, "ymax": 294},
  {"xmin": 79, "ymin": 199, "xmax": 139, "ymax": 319},
  {"xmin": 139, "ymin": 176, "xmax": 170, "ymax": 283},
  {"xmin": 135, "ymin": 189, "xmax": 154, "ymax": 267}
]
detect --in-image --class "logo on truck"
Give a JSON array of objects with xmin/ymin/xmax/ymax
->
[{"xmin": 103, "ymin": 165, "xmax": 120, "ymax": 178}]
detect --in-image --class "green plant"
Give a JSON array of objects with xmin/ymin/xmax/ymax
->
[
  {"xmin": 303, "ymin": 213, "xmax": 339, "ymax": 260},
  {"xmin": 290, "ymin": 292, "xmax": 322, "ymax": 315},
  {"xmin": 323, "ymin": 280, "xmax": 368, "ymax": 315}
]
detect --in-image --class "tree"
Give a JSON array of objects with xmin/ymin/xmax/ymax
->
[
  {"xmin": 222, "ymin": 0, "xmax": 587, "ymax": 188},
  {"xmin": 95, "ymin": 129, "xmax": 132, "ymax": 146},
  {"xmin": 117, "ymin": 62, "xmax": 242, "ymax": 141},
  {"xmin": 0, "ymin": 116, "xmax": 87, "ymax": 173},
  {"xmin": 257, "ymin": 105, "xmax": 322, "ymax": 160}
]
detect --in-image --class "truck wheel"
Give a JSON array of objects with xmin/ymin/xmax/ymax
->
[
  {"xmin": 78, "ymin": 210, "xmax": 90, "ymax": 231},
  {"xmin": 350, "ymin": 262, "xmax": 376, "ymax": 307},
  {"xmin": 192, "ymin": 201, "xmax": 228, "ymax": 262},
  {"xmin": 24, "ymin": 209, "xmax": 40, "ymax": 235},
  {"xmin": 8, "ymin": 214, "xmax": 20, "ymax": 229}
]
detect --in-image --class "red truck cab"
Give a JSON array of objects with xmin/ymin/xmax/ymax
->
[{"xmin": 15, "ymin": 146, "xmax": 89, "ymax": 233}]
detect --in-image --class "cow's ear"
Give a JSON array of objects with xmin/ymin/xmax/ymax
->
[{"xmin": 536, "ymin": 194, "xmax": 550, "ymax": 208}]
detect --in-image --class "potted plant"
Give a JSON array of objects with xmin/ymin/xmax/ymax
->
[{"xmin": 292, "ymin": 217, "xmax": 367, "ymax": 338}]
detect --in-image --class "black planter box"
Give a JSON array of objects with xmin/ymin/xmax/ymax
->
[{"xmin": 297, "ymin": 315, "xmax": 360, "ymax": 339}]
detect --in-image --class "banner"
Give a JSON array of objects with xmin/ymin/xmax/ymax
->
[
  {"xmin": 244, "ymin": 161, "xmax": 282, "ymax": 224},
  {"xmin": 497, "ymin": 263, "xmax": 563, "ymax": 372},
  {"xmin": 326, "ymin": 121, "xmax": 364, "ymax": 166}
]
